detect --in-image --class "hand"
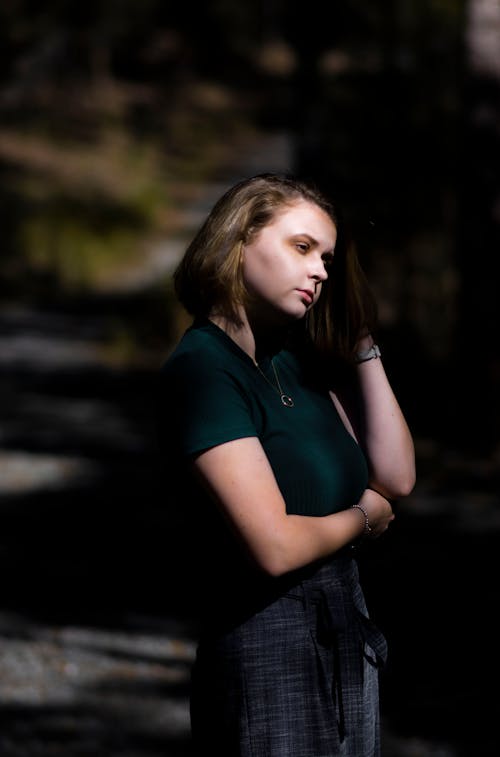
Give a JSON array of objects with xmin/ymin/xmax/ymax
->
[{"xmin": 358, "ymin": 488, "xmax": 395, "ymax": 538}]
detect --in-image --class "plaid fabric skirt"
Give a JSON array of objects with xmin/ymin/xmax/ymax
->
[{"xmin": 190, "ymin": 554, "xmax": 387, "ymax": 757}]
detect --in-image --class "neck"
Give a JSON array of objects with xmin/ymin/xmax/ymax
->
[{"xmin": 209, "ymin": 307, "xmax": 288, "ymax": 364}]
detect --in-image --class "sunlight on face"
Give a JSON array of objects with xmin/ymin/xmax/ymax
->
[{"xmin": 242, "ymin": 200, "xmax": 337, "ymax": 323}]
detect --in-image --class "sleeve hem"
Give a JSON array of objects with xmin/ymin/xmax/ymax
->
[{"xmin": 184, "ymin": 430, "xmax": 258, "ymax": 458}]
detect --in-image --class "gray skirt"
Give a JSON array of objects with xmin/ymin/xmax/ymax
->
[{"xmin": 190, "ymin": 554, "xmax": 387, "ymax": 757}]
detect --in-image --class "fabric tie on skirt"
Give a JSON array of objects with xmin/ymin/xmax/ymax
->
[{"xmin": 303, "ymin": 580, "xmax": 387, "ymax": 743}]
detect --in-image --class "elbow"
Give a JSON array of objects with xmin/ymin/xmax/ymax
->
[
  {"xmin": 245, "ymin": 523, "xmax": 304, "ymax": 577},
  {"xmin": 386, "ymin": 468, "xmax": 417, "ymax": 499},
  {"xmin": 392, "ymin": 476, "xmax": 416, "ymax": 499},
  {"xmin": 257, "ymin": 552, "xmax": 294, "ymax": 578},
  {"xmin": 253, "ymin": 540, "xmax": 299, "ymax": 577},
  {"xmin": 371, "ymin": 464, "xmax": 416, "ymax": 500},
  {"xmin": 398, "ymin": 459, "xmax": 417, "ymax": 497}
]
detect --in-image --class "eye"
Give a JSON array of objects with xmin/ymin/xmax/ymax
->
[{"xmin": 295, "ymin": 242, "xmax": 310, "ymax": 253}]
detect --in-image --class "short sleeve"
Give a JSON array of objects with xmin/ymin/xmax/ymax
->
[{"xmin": 160, "ymin": 348, "xmax": 258, "ymax": 458}]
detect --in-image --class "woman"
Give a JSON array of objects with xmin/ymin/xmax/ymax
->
[{"xmin": 160, "ymin": 173, "xmax": 415, "ymax": 756}]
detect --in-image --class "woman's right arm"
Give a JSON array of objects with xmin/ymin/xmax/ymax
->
[{"xmin": 193, "ymin": 436, "xmax": 394, "ymax": 577}]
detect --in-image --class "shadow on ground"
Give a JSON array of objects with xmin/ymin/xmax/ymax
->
[{"xmin": 1, "ymin": 293, "xmax": 499, "ymax": 756}]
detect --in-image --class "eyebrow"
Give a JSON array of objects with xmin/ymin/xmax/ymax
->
[{"xmin": 294, "ymin": 233, "xmax": 335, "ymax": 255}]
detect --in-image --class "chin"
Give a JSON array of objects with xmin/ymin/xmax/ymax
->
[
  {"xmin": 256, "ymin": 299, "xmax": 308, "ymax": 326},
  {"xmin": 277, "ymin": 306, "xmax": 308, "ymax": 322}
]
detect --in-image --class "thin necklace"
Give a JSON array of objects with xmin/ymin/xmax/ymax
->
[{"xmin": 255, "ymin": 359, "xmax": 294, "ymax": 407}]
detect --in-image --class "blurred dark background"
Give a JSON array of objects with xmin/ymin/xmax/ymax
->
[{"xmin": 0, "ymin": 1, "xmax": 499, "ymax": 755}]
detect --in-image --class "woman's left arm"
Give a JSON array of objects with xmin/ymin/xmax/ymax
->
[{"xmin": 332, "ymin": 336, "xmax": 416, "ymax": 500}]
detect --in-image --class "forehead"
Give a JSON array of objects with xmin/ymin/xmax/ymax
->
[{"xmin": 270, "ymin": 200, "xmax": 336, "ymax": 245}]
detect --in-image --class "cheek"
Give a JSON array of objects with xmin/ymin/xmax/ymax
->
[
  {"xmin": 242, "ymin": 259, "xmax": 267, "ymax": 295},
  {"xmin": 242, "ymin": 250, "xmax": 279, "ymax": 287}
]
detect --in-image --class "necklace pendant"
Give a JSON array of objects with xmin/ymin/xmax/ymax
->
[{"xmin": 256, "ymin": 358, "xmax": 294, "ymax": 407}]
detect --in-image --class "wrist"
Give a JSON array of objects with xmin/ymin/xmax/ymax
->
[
  {"xmin": 351, "ymin": 503, "xmax": 372, "ymax": 537},
  {"xmin": 355, "ymin": 343, "xmax": 381, "ymax": 364}
]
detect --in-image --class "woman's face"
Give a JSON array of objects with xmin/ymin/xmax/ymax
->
[{"xmin": 242, "ymin": 199, "xmax": 336, "ymax": 323}]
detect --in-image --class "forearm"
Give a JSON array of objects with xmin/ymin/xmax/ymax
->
[
  {"xmin": 267, "ymin": 507, "xmax": 367, "ymax": 575},
  {"xmin": 193, "ymin": 438, "xmax": 394, "ymax": 579},
  {"xmin": 355, "ymin": 344, "xmax": 415, "ymax": 498},
  {"xmin": 267, "ymin": 487, "xmax": 394, "ymax": 576}
]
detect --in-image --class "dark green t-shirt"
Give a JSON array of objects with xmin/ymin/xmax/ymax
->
[{"xmin": 161, "ymin": 319, "xmax": 368, "ymax": 516}]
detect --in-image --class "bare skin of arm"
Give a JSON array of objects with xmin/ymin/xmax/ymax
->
[
  {"xmin": 193, "ymin": 436, "xmax": 395, "ymax": 577},
  {"xmin": 331, "ymin": 337, "xmax": 416, "ymax": 500}
]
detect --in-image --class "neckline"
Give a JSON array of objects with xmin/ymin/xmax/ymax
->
[{"xmin": 194, "ymin": 317, "xmax": 274, "ymax": 371}]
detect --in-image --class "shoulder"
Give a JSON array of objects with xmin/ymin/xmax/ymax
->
[
  {"xmin": 162, "ymin": 322, "xmax": 238, "ymax": 382},
  {"xmin": 159, "ymin": 323, "xmax": 258, "ymax": 457},
  {"xmin": 160, "ymin": 320, "xmax": 255, "ymax": 410},
  {"xmin": 162, "ymin": 322, "xmax": 225, "ymax": 365}
]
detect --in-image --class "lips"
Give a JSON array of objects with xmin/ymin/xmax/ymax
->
[{"xmin": 297, "ymin": 289, "xmax": 314, "ymax": 305}]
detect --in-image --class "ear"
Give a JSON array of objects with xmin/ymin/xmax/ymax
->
[{"xmin": 238, "ymin": 240, "xmax": 245, "ymax": 263}]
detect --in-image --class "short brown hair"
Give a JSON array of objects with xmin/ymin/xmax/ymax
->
[{"xmin": 173, "ymin": 173, "xmax": 376, "ymax": 361}]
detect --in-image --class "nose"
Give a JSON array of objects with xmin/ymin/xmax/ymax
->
[{"xmin": 309, "ymin": 252, "xmax": 329, "ymax": 282}]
